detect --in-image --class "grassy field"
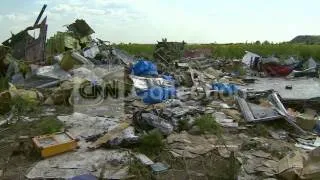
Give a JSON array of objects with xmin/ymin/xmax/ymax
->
[{"xmin": 116, "ymin": 43, "xmax": 320, "ymax": 61}]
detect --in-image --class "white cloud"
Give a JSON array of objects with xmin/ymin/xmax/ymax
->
[
  {"xmin": 52, "ymin": 4, "xmax": 106, "ymax": 15},
  {"xmin": 1, "ymin": 0, "xmax": 317, "ymax": 43},
  {"xmin": 4, "ymin": 13, "xmax": 31, "ymax": 21}
]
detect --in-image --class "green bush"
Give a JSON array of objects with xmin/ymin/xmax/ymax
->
[
  {"xmin": 194, "ymin": 114, "xmax": 222, "ymax": 135},
  {"xmin": 138, "ymin": 129, "xmax": 164, "ymax": 156}
]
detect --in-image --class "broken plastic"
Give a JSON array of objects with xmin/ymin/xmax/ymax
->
[
  {"xmin": 36, "ymin": 64, "xmax": 71, "ymax": 80},
  {"xmin": 138, "ymin": 113, "xmax": 173, "ymax": 135}
]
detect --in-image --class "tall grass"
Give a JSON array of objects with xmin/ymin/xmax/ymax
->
[{"xmin": 116, "ymin": 43, "xmax": 320, "ymax": 61}]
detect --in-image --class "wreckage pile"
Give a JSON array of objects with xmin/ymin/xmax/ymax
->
[{"xmin": 1, "ymin": 4, "xmax": 320, "ymax": 180}]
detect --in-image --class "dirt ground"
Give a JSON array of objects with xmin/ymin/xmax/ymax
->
[{"xmin": 0, "ymin": 105, "xmax": 73, "ymax": 180}]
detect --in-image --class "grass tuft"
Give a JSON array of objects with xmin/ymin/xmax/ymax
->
[
  {"xmin": 137, "ymin": 129, "xmax": 164, "ymax": 156},
  {"xmin": 194, "ymin": 114, "xmax": 222, "ymax": 135}
]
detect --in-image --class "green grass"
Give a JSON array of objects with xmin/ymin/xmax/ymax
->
[
  {"xmin": 34, "ymin": 116, "xmax": 64, "ymax": 134},
  {"xmin": 178, "ymin": 119, "xmax": 190, "ymax": 132},
  {"xmin": 128, "ymin": 160, "xmax": 152, "ymax": 180},
  {"xmin": 194, "ymin": 114, "xmax": 222, "ymax": 135},
  {"xmin": 116, "ymin": 43, "xmax": 155, "ymax": 60},
  {"xmin": 10, "ymin": 95, "xmax": 40, "ymax": 120},
  {"xmin": 0, "ymin": 116, "xmax": 64, "ymax": 140},
  {"xmin": 137, "ymin": 129, "xmax": 164, "ymax": 156},
  {"xmin": 116, "ymin": 43, "xmax": 320, "ymax": 61}
]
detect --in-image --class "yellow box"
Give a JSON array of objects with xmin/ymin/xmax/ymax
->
[{"xmin": 32, "ymin": 132, "xmax": 78, "ymax": 158}]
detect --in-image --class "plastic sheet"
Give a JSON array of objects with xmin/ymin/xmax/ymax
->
[
  {"xmin": 139, "ymin": 86, "xmax": 176, "ymax": 104},
  {"xmin": 132, "ymin": 60, "xmax": 158, "ymax": 76},
  {"xmin": 212, "ymin": 83, "xmax": 238, "ymax": 95}
]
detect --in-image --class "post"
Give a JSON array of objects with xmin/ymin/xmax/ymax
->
[{"xmin": 34, "ymin": 4, "xmax": 47, "ymax": 26}]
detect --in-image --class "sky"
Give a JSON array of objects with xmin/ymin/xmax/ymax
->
[{"xmin": 0, "ymin": 0, "xmax": 319, "ymax": 44}]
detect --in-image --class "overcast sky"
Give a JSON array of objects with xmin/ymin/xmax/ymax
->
[{"xmin": 0, "ymin": 0, "xmax": 319, "ymax": 43}]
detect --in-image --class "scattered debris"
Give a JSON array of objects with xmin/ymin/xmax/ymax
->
[
  {"xmin": 134, "ymin": 153, "xmax": 154, "ymax": 166},
  {"xmin": 2, "ymin": 5, "xmax": 48, "ymax": 63},
  {"xmin": 278, "ymin": 150, "xmax": 307, "ymax": 180},
  {"xmin": 89, "ymin": 122, "xmax": 130, "ymax": 149},
  {"xmin": 236, "ymin": 89, "xmax": 306, "ymax": 134},
  {"xmin": 167, "ymin": 131, "xmax": 222, "ymax": 158},
  {"xmin": 1, "ymin": 4, "xmax": 320, "ymax": 179},
  {"xmin": 26, "ymin": 150, "xmax": 130, "ymax": 179}
]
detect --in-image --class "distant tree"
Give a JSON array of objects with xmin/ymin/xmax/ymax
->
[
  {"xmin": 263, "ymin": 40, "xmax": 270, "ymax": 45},
  {"xmin": 255, "ymin": 41, "xmax": 261, "ymax": 45}
]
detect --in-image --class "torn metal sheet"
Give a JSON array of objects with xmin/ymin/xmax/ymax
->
[
  {"xmin": 25, "ymin": 17, "xmax": 47, "ymax": 63},
  {"xmin": 236, "ymin": 89, "xmax": 305, "ymax": 134},
  {"xmin": 139, "ymin": 113, "xmax": 173, "ymax": 135},
  {"xmin": 26, "ymin": 150, "xmax": 130, "ymax": 179},
  {"xmin": 292, "ymin": 67, "xmax": 319, "ymax": 78},
  {"xmin": 112, "ymin": 48, "xmax": 135, "ymax": 65},
  {"xmin": 57, "ymin": 113, "xmax": 121, "ymax": 142},
  {"xmin": 67, "ymin": 19, "xmax": 95, "ymax": 37},
  {"xmin": 243, "ymin": 77, "xmax": 320, "ymax": 101},
  {"xmin": 70, "ymin": 67, "xmax": 103, "ymax": 84},
  {"xmin": 36, "ymin": 64, "xmax": 71, "ymax": 80},
  {"xmin": 84, "ymin": 45, "xmax": 100, "ymax": 59},
  {"xmin": 2, "ymin": 5, "xmax": 48, "ymax": 63},
  {"xmin": 71, "ymin": 52, "xmax": 95, "ymax": 67},
  {"xmin": 236, "ymin": 90, "xmax": 282, "ymax": 122},
  {"xmin": 130, "ymin": 75, "xmax": 174, "ymax": 91}
]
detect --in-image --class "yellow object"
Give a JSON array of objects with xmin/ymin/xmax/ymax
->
[{"xmin": 32, "ymin": 132, "xmax": 78, "ymax": 158}]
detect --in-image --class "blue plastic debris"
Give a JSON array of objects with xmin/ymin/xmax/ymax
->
[
  {"xmin": 212, "ymin": 83, "xmax": 238, "ymax": 95},
  {"xmin": 70, "ymin": 174, "xmax": 97, "ymax": 180},
  {"xmin": 132, "ymin": 60, "xmax": 158, "ymax": 76},
  {"xmin": 138, "ymin": 86, "xmax": 176, "ymax": 104},
  {"xmin": 162, "ymin": 75, "xmax": 174, "ymax": 81}
]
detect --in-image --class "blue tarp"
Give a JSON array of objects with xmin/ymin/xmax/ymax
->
[
  {"xmin": 212, "ymin": 83, "xmax": 238, "ymax": 95},
  {"xmin": 132, "ymin": 60, "xmax": 158, "ymax": 76},
  {"xmin": 137, "ymin": 86, "xmax": 176, "ymax": 104},
  {"xmin": 162, "ymin": 75, "xmax": 174, "ymax": 81}
]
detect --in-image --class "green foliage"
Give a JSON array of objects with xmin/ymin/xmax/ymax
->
[
  {"xmin": 116, "ymin": 43, "xmax": 320, "ymax": 61},
  {"xmin": 0, "ymin": 116, "xmax": 64, "ymax": 140},
  {"xmin": 194, "ymin": 114, "xmax": 222, "ymax": 135},
  {"xmin": 10, "ymin": 95, "xmax": 38, "ymax": 120},
  {"xmin": 128, "ymin": 160, "xmax": 152, "ymax": 180},
  {"xmin": 178, "ymin": 119, "xmax": 190, "ymax": 132},
  {"xmin": 116, "ymin": 43, "xmax": 155, "ymax": 60},
  {"xmin": 237, "ymin": 66, "xmax": 247, "ymax": 76},
  {"xmin": 0, "ymin": 77, "xmax": 9, "ymax": 92},
  {"xmin": 291, "ymin": 35, "xmax": 320, "ymax": 44},
  {"xmin": 138, "ymin": 129, "xmax": 164, "ymax": 156},
  {"xmin": 18, "ymin": 61, "xmax": 31, "ymax": 78},
  {"xmin": 35, "ymin": 116, "xmax": 64, "ymax": 134}
]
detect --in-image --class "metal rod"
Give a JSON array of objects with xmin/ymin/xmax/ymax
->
[{"xmin": 34, "ymin": 4, "xmax": 47, "ymax": 27}]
